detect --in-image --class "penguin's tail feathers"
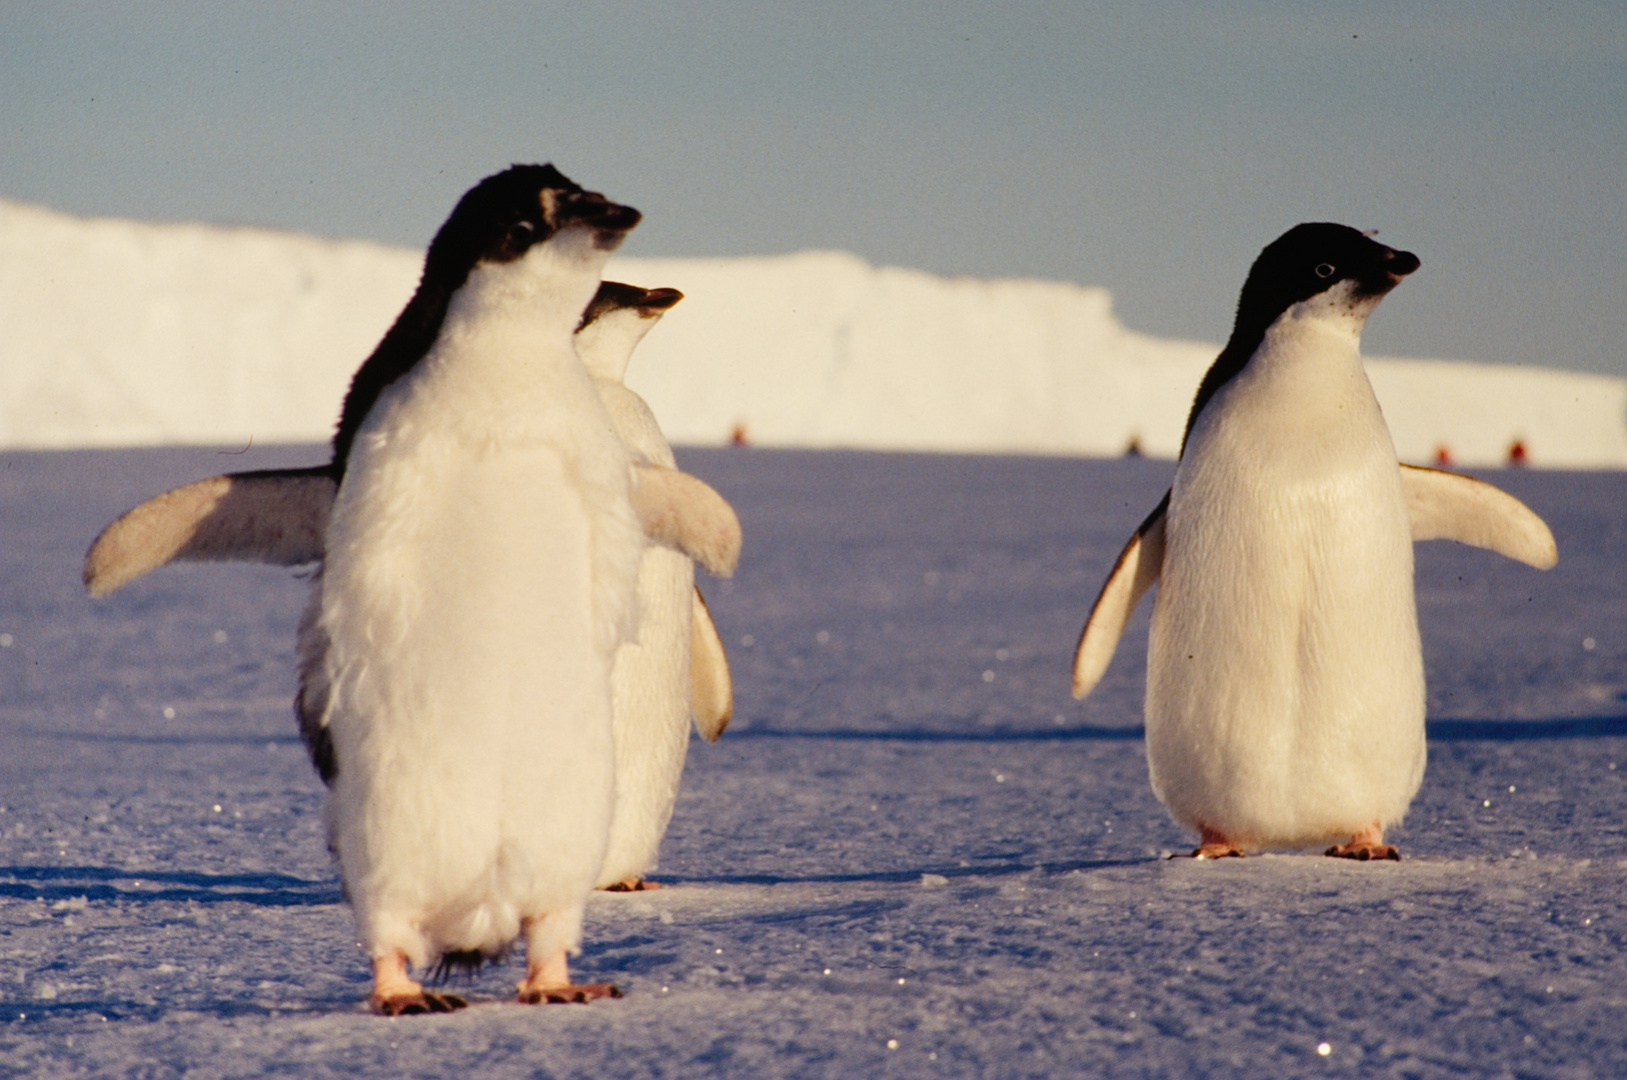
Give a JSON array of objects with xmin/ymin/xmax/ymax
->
[{"xmin": 428, "ymin": 946, "xmax": 509, "ymax": 985}]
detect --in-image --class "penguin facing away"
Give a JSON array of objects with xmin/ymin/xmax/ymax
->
[
  {"xmin": 1071, "ymin": 223, "xmax": 1556, "ymax": 861},
  {"xmin": 573, "ymin": 282, "xmax": 734, "ymax": 892}
]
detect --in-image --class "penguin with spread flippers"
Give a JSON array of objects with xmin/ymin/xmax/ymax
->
[
  {"xmin": 573, "ymin": 282, "xmax": 733, "ymax": 892},
  {"xmin": 1071, "ymin": 223, "xmax": 1556, "ymax": 861},
  {"xmin": 84, "ymin": 166, "xmax": 738, "ymax": 1015},
  {"xmin": 312, "ymin": 164, "xmax": 652, "ymax": 1014}
]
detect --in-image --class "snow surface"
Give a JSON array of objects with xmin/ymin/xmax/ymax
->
[
  {"xmin": 2, "ymin": 444, "xmax": 1625, "ymax": 1078},
  {"xmin": 4, "ymin": 198, "xmax": 1625, "ymax": 467}
]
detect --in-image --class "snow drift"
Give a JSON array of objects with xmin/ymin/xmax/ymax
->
[{"xmin": 2, "ymin": 198, "xmax": 1622, "ymax": 466}]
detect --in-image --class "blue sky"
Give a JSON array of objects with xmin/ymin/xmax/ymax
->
[{"xmin": 2, "ymin": 2, "xmax": 1622, "ymax": 373}]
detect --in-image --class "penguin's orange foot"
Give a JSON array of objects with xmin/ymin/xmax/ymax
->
[
  {"xmin": 370, "ymin": 990, "xmax": 467, "ymax": 1016},
  {"xmin": 601, "ymin": 877, "xmax": 664, "ymax": 892},
  {"xmin": 1182, "ymin": 826, "xmax": 1245, "ymax": 859},
  {"xmin": 518, "ymin": 982, "xmax": 623, "ymax": 1005},
  {"xmin": 1325, "ymin": 841, "xmax": 1400, "ymax": 861},
  {"xmin": 369, "ymin": 951, "xmax": 464, "ymax": 1016}
]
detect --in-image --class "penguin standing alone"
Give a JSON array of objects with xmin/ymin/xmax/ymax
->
[
  {"xmin": 1072, "ymin": 223, "xmax": 1556, "ymax": 860},
  {"xmin": 573, "ymin": 282, "xmax": 734, "ymax": 892}
]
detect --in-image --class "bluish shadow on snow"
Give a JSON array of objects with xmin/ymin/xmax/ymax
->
[
  {"xmin": 658, "ymin": 856, "xmax": 1143, "ymax": 889},
  {"xmin": 0, "ymin": 864, "xmax": 339, "ymax": 906},
  {"xmin": 729, "ymin": 715, "xmax": 1627, "ymax": 744},
  {"xmin": 4, "ymin": 727, "xmax": 303, "ymax": 747},
  {"xmin": 1426, "ymin": 715, "xmax": 1627, "ymax": 740},
  {"xmin": 728, "ymin": 725, "xmax": 1145, "ymax": 742},
  {"xmin": 5, "ymin": 997, "xmax": 363, "ymax": 1025}
]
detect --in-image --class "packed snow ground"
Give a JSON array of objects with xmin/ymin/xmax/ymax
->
[
  {"xmin": 4, "ymin": 198, "xmax": 1625, "ymax": 467},
  {"xmin": 1, "ymin": 445, "xmax": 1625, "ymax": 1078}
]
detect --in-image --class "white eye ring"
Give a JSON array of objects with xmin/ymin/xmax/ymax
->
[{"xmin": 1315, "ymin": 263, "xmax": 1336, "ymax": 278}]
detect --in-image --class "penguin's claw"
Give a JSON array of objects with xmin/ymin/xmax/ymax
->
[
  {"xmin": 518, "ymin": 983, "xmax": 623, "ymax": 1005},
  {"xmin": 371, "ymin": 990, "xmax": 467, "ymax": 1016},
  {"xmin": 601, "ymin": 877, "xmax": 663, "ymax": 892},
  {"xmin": 1325, "ymin": 841, "xmax": 1401, "ymax": 861}
]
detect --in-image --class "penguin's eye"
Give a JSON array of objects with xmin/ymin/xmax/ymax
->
[
  {"xmin": 506, "ymin": 220, "xmax": 537, "ymax": 247},
  {"xmin": 1314, "ymin": 263, "xmax": 1336, "ymax": 279}
]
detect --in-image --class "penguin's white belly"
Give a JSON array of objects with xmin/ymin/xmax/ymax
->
[
  {"xmin": 323, "ymin": 443, "xmax": 614, "ymax": 965},
  {"xmin": 1147, "ymin": 333, "xmax": 1425, "ymax": 848}
]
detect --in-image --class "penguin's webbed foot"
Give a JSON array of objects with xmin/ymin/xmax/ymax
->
[
  {"xmin": 518, "ymin": 983, "xmax": 623, "ymax": 1005},
  {"xmin": 601, "ymin": 877, "xmax": 664, "ymax": 892},
  {"xmin": 369, "ymin": 949, "xmax": 466, "ymax": 1016},
  {"xmin": 1324, "ymin": 824, "xmax": 1400, "ymax": 861},
  {"xmin": 371, "ymin": 990, "xmax": 468, "ymax": 1016},
  {"xmin": 1324, "ymin": 841, "xmax": 1400, "ymax": 861}
]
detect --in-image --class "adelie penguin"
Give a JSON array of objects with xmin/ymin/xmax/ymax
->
[
  {"xmin": 84, "ymin": 165, "xmax": 741, "ymax": 1014},
  {"xmin": 574, "ymin": 282, "xmax": 734, "ymax": 892},
  {"xmin": 1071, "ymin": 223, "xmax": 1556, "ymax": 861}
]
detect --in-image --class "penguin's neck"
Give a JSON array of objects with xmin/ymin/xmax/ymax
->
[
  {"xmin": 1248, "ymin": 299, "xmax": 1367, "ymax": 385},
  {"xmin": 373, "ymin": 234, "xmax": 612, "ymax": 451},
  {"xmin": 576, "ymin": 311, "xmax": 656, "ymax": 383},
  {"xmin": 1187, "ymin": 299, "xmax": 1390, "ymax": 470},
  {"xmin": 441, "ymin": 236, "xmax": 608, "ymax": 372}
]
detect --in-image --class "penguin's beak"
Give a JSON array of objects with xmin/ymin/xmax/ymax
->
[
  {"xmin": 547, "ymin": 189, "xmax": 642, "ymax": 248},
  {"xmin": 1383, "ymin": 246, "xmax": 1420, "ymax": 283},
  {"xmin": 1360, "ymin": 244, "xmax": 1420, "ymax": 296},
  {"xmin": 638, "ymin": 287, "xmax": 684, "ymax": 313}
]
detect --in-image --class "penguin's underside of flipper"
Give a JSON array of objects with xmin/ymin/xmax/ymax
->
[
  {"xmin": 85, "ymin": 459, "xmax": 740, "ymax": 787},
  {"xmin": 82, "ymin": 466, "xmax": 337, "ymax": 597},
  {"xmin": 1073, "ymin": 465, "xmax": 1557, "ymax": 701},
  {"xmin": 84, "ymin": 460, "xmax": 738, "ymax": 586}
]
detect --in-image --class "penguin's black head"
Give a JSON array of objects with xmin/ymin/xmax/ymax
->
[
  {"xmin": 423, "ymin": 164, "xmax": 642, "ymax": 285},
  {"xmin": 1179, "ymin": 223, "xmax": 1419, "ymax": 456},
  {"xmin": 1238, "ymin": 223, "xmax": 1419, "ymax": 330},
  {"xmin": 576, "ymin": 281, "xmax": 685, "ymax": 332},
  {"xmin": 328, "ymin": 165, "xmax": 641, "ymax": 477}
]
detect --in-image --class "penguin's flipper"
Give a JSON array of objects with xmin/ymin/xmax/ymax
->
[
  {"xmin": 1400, "ymin": 464, "xmax": 1557, "ymax": 569},
  {"xmin": 690, "ymin": 586, "xmax": 733, "ymax": 742},
  {"xmin": 83, "ymin": 467, "xmax": 337, "ymax": 597},
  {"xmin": 630, "ymin": 463, "xmax": 741, "ymax": 577},
  {"xmin": 1071, "ymin": 491, "xmax": 1169, "ymax": 700}
]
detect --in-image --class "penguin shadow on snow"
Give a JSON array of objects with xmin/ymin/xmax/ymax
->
[
  {"xmin": 729, "ymin": 724, "xmax": 1146, "ymax": 743},
  {"xmin": 651, "ymin": 856, "xmax": 1147, "ymax": 890},
  {"xmin": 0, "ymin": 864, "xmax": 339, "ymax": 907},
  {"xmin": 3, "ymin": 727, "xmax": 305, "ymax": 749},
  {"xmin": 1425, "ymin": 715, "xmax": 1627, "ymax": 741}
]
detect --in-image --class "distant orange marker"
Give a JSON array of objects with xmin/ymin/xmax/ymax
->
[
  {"xmin": 1433, "ymin": 445, "xmax": 1453, "ymax": 468},
  {"xmin": 730, "ymin": 422, "xmax": 750, "ymax": 447},
  {"xmin": 1508, "ymin": 440, "xmax": 1529, "ymax": 467}
]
